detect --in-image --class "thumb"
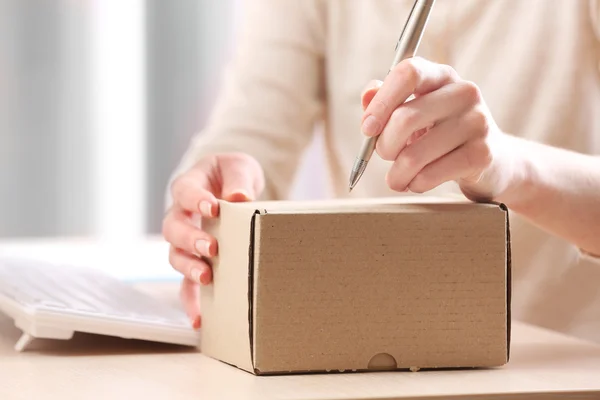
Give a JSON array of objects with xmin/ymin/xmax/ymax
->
[
  {"xmin": 361, "ymin": 80, "xmax": 383, "ymax": 111},
  {"xmin": 217, "ymin": 154, "xmax": 264, "ymax": 202}
]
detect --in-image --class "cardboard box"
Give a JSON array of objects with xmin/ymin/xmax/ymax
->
[{"xmin": 200, "ymin": 196, "xmax": 511, "ymax": 375}]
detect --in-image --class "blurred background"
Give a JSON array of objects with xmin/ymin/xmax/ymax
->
[{"xmin": 0, "ymin": 0, "xmax": 325, "ymax": 240}]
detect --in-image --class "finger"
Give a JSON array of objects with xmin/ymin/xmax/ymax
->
[
  {"xmin": 218, "ymin": 154, "xmax": 264, "ymax": 201},
  {"xmin": 361, "ymin": 57, "xmax": 459, "ymax": 137},
  {"xmin": 163, "ymin": 209, "xmax": 218, "ymax": 258},
  {"xmin": 180, "ymin": 278, "xmax": 202, "ymax": 329},
  {"xmin": 170, "ymin": 172, "xmax": 219, "ymax": 218},
  {"xmin": 376, "ymin": 81, "xmax": 481, "ymax": 161},
  {"xmin": 406, "ymin": 139, "xmax": 493, "ymax": 195},
  {"xmin": 168, "ymin": 245, "xmax": 213, "ymax": 285},
  {"xmin": 386, "ymin": 112, "xmax": 480, "ymax": 192},
  {"xmin": 361, "ymin": 80, "xmax": 383, "ymax": 110}
]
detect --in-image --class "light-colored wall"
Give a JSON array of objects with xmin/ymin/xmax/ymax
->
[
  {"xmin": 0, "ymin": 0, "xmax": 92, "ymax": 237},
  {"xmin": 0, "ymin": 0, "xmax": 325, "ymax": 239}
]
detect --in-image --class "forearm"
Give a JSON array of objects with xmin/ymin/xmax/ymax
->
[{"xmin": 498, "ymin": 136, "xmax": 600, "ymax": 256}]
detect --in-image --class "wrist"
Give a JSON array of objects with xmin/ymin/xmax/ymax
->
[{"xmin": 494, "ymin": 136, "xmax": 543, "ymax": 213}]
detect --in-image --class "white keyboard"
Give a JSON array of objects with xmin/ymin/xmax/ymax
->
[{"xmin": 0, "ymin": 257, "xmax": 200, "ymax": 351}]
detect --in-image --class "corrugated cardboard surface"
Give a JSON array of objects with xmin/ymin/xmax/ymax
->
[
  {"xmin": 200, "ymin": 203, "xmax": 257, "ymax": 372},
  {"xmin": 202, "ymin": 197, "xmax": 510, "ymax": 375}
]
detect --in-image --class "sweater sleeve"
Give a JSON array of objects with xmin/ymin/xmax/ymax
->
[{"xmin": 167, "ymin": 0, "xmax": 327, "ymax": 206}]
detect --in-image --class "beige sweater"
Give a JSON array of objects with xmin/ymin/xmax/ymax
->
[{"xmin": 173, "ymin": 0, "xmax": 600, "ymax": 343}]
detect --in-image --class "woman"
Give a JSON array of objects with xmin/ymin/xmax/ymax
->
[{"xmin": 162, "ymin": 0, "xmax": 600, "ymax": 343}]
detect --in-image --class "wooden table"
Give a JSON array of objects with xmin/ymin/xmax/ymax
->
[{"xmin": 1, "ymin": 238, "xmax": 600, "ymax": 399}]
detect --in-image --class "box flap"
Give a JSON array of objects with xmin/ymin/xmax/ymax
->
[
  {"xmin": 240, "ymin": 195, "xmax": 477, "ymax": 215},
  {"xmin": 200, "ymin": 201, "xmax": 257, "ymax": 373}
]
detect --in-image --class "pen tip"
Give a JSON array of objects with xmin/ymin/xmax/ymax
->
[
  {"xmin": 348, "ymin": 180, "xmax": 357, "ymax": 193},
  {"xmin": 348, "ymin": 158, "xmax": 366, "ymax": 192},
  {"xmin": 348, "ymin": 174, "xmax": 359, "ymax": 193}
]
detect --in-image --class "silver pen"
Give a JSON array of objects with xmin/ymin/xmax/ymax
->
[{"xmin": 348, "ymin": 0, "xmax": 436, "ymax": 192}]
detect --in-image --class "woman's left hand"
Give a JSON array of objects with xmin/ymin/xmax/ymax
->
[{"xmin": 361, "ymin": 56, "xmax": 520, "ymax": 202}]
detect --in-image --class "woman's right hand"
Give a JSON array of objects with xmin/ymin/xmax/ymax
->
[{"xmin": 162, "ymin": 152, "xmax": 265, "ymax": 329}]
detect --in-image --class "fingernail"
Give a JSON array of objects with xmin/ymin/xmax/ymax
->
[
  {"xmin": 200, "ymin": 201, "xmax": 213, "ymax": 217},
  {"xmin": 199, "ymin": 271, "xmax": 210, "ymax": 285},
  {"xmin": 191, "ymin": 268, "xmax": 202, "ymax": 283},
  {"xmin": 195, "ymin": 239, "xmax": 210, "ymax": 256},
  {"xmin": 226, "ymin": 189, "xmax": 252, "ymax": 202},
  {"xmin": 191, "ymin": 316, "xmax": 201, "ymax": 330},
  {"xmin": 362, "ymin": 115, "xmax": 380, "ymax": 136},
  {"xmin": 233, "ymin": 189, "xmax": 251, "ymax": 199}
]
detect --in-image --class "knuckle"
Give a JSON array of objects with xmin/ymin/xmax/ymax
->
[
  {"xmin": 467, "ymin": 107, "xmax": 490, "ymax": 137},
  {"xmin": 460, "ymin": 80, "xmax": 483, "ymax": 104},
  {"xmin": 401, "ymin": 151, "xmax": 420, "ymax": 171},
  {"xmin": 443, "ymin": 64, "xmax": 460, "ymax": 81},
  {"xmin": 466, "ymin": 140, "xmax": 493, "ymax": 171},
  {"xmin": 375, "ymin": 135, "xmax": 396, "ymax": 162},
  {"xmin": 403, "ymin": 109, "xmax": 420, "ymax": 130},
  {"xmin": 386, "ymin": 172, "xmax": 405, "ymax": 192},
  {"xmin": 369, "ymin": 97, "xmax": 389, "ymax": 116},
  {"xmin": 408, "ymin": 173, "xmax": 430, "ymax": 194},
  {"xmin": 392, "ymin": 107, "xmax": 419, "ymax": 130},
  {"xmin": 390, "ymin": 107, "xmax": 403, "ymax": 123},
  {"xmin": 170, "ymin": 175, "xmax": 190, "ymax": 200},
  {"xmin": 399, "ymin": 58, "xmax": 421, "ymax": 88}
]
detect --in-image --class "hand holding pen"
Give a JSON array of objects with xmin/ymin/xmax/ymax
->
[
  {"xmin": 349, "ymin": 0, "xmax": 436, "ymax": 191},
  {"xmin": 351, "ymin": 0, "xmax": 521, "ymax": 205}
]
